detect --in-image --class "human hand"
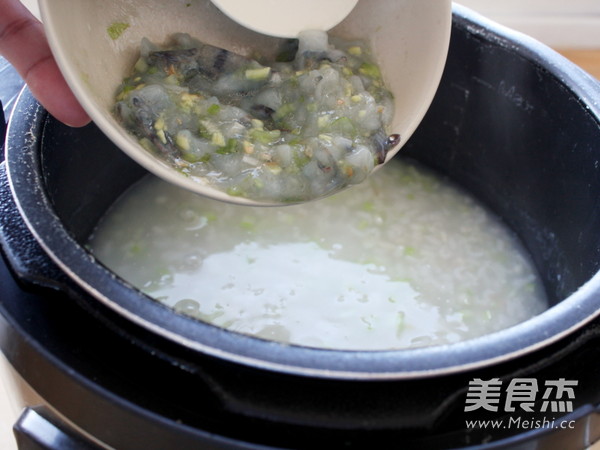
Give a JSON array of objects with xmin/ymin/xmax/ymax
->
[{"xmin": 0, "ymin": 0, "xmax": 90, "ymax": 127}]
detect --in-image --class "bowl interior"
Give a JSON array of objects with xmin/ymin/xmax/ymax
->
[{"xmin": 38, "ymin": 0, "xmax": 452, "ymax": 204}]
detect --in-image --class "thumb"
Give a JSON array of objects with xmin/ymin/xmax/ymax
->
[{"xmin": 0, "ymin": 0, "xmax": 91, "ymax": 127}]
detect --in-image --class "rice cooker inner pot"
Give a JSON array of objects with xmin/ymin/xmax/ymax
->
[{"xmin": 6, "ymin": 7, "xmax": 600, "ymax": 379}]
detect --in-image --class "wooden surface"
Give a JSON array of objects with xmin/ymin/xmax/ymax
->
[
  {"xmin": 557, "ymin": 49, "xmax": 600, "ymax": 80},
  {"xmin": 559, "ymin": 47, "xmax": 600, "ymax": 450}
]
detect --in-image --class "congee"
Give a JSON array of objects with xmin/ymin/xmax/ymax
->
[
  {"xmin": 88, "ymin": 159, "xmax": 547, "ymax": 350},
  {"xmin": 114, "ymin": 31, "xmax": 398, "ymax": 203}
]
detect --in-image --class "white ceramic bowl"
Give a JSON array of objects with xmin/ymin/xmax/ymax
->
[{"xmin": 38, "ymin": 0, "xmax": 451, "ymax": 205}]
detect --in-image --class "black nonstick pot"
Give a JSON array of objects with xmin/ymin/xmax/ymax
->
[{"xmin": 2, "ymin": 5, "xmax": 600, "ymax": 449}]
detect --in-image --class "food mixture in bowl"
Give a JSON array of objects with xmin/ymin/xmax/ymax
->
[
  {"xmin": 114, "ymin": 31, "xmax": 397, "ymax": 203},
  {"xmin": 88, "ymin": 159, "xmax": 547, "ymax": 351}
]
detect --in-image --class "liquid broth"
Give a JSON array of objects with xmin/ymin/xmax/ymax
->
[{"xmin": 89, "ymin": 159, "xmax": 547, "ymax": 350}]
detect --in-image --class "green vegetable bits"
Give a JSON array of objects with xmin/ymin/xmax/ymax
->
[
  {"xmin": 107, "ymin": 22, "xmax": 130, "ymax": 40},
  {"xmin": 114, "ymin": 31, "xmax": 398, "ymax": 203}
]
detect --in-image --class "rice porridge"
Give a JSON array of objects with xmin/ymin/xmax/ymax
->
[{"xmin": 89, "ymin": 159, "xmax": 547, "ymax": 350}]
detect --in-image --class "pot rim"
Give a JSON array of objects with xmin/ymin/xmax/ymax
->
[{"xmin": 6, "ymin": 5, "xmax": 600, "ymax": 380}]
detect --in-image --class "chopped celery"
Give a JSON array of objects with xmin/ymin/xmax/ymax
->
[
  {"xmin": 134, "ymin": 58, "xmax": 148, "ymax": 73},
  {"xmin": 226, "ymin": 186, "xmax": 244, "ymax": 196},
  {"xmin": 357, "ymin": 219, "xmax": 370, "ymax": 230},
  {"xmin": 211, "ymin": 131, "xmax": 226, "ymax": 147},
  {"xmin": 240, "ymin": 217, "xmax": 256, "ymax": 231},
  {"xmin": 396, "ymin": 312, "xmax": 406, "ymax": 337},
  {"xmin": 292, "ymin": 151, "xmax": 311, "ymax": 168},
  {"xmin": 250, "ymin": 129, "xmax": 281, "ymax": 144},
  {"xmin": 154, "ymin": 117, "xmax": 165, "ymax": 131},
  {"xmin": 181, "ymin": 148, "xmax": 211, "ymax": 163},
  {"xmin": 216, "ymin": 139, "xmax": 238, "ymax": 155},
  {"xmin": 403, "ymin": 246, "xmax": 416, "ymax": 257},
  {"xmin": 348, "ymin": 46, "xmax": 363, "ymax": 56},
  {"xmin": 245, "ymin": 66, "xmax": 271, "ymax": 80},
  {"xmin": 207, "ymin": 103, "xmax": 221, "ymax": 115},
  {"xmin": 251, "ymin": 119, "xmax": 264, "ymax": 129},
  {"xmin": 359, "ymin": 62, "xmax": 381, "ymax": 79},
  {"xmin": 361, "ymin": 201, "xmax": 375, "ymax": 212},
  {"xmin": 107, "ymin": 22, "xmax": 129, "ymax": 40},
  {"xmin": 156, "ymin": 129, "xmax": 167, "ymax": 145},
  {"xmin": 273, "ymin": 103, "xmax": 296, "ymax": 121},
  {"xmin": 205, "ymin": 212, "xmax": 218, "ymax": 222},
  {"xmin": 175, "ymin": 133, "xmax": 190, "ymax": 151},
  {"xmin": 328, "ymin": 116, "xmax": 357, "ymax": 137},
  {"xmin": 317, "ymin": 115, "xmax": 331, "ymax": 129}
]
